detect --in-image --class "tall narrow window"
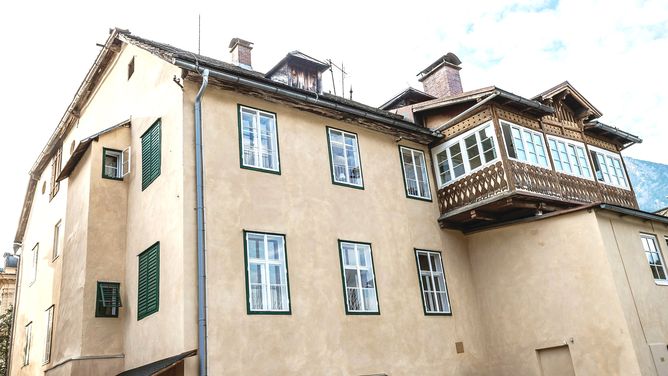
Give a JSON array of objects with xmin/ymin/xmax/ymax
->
[
  {"xmin": 23, "ymin": 322, "xmax": 32, "ymax": 366},
  {"xmin": 500, "ymin": 121, "xmax": 549, "ymax": 169},
  {"xmin": 141, "ymin": 120, "xmax": 161, "ymax": 190},
  {"xmin": 96, "ymin": 282, "xmax": 122, "ymax": 317},
  {"xmin": 640, "ymin": 234, "xmax": 668, "ymax": 283},
  {"xmin": 52, "ymin": 220, "xmax": 61, "ymax": 260},
  {"xmin": 137, "ymin": 243, "xmax": 160, "ymax": 320},
  {"xmin": 338, "ymin": 241, "xmax": 379, "ymax": 314},
  {"xmin": 244, "ymin": 231, "xmax": 291, "ymax": 313},
  {"xmin": 590, "ymin": 146, "xmax": 629, "ymax": 189},
  {"xmin": 399, "ymin": 146, "xmax": 431, "ymax": 200},
  {"xmin": 30, "ymin": 243, "xmax": 39, "ymax": 285},
  {"xmin": 432, "ymin": 121, "xmax": 498, "ymax": 187},
  {"xmin": 128, "ymin": 56, "xmax": 135, "ymax": 80},
  {"xmin": 50, "ymin": 147, "xmax": 62, "ymax": 200},
  {"xmin": 327, "ymin": 127, "xmax": 363, "ymax": 188},
  {"xmin": 43, "ymin": 306, "xmax": 54, "ymax": 364},
  {"xmin": 239, "ymin": 106, "xmax": 280, "ymax": 173},
  {"xmin": 547, "ymin": 136, "xmax": 592, "ymax": 179},
  {"xmin": 415, "ymin": 250, "xmax": 451, "ymax": 315}
]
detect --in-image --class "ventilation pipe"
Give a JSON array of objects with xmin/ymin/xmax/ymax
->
[{"xmin": 194, "ymin": 69, "xmax": 210, "ymax": 376}]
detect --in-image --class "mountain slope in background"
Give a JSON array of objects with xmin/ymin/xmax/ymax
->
[{"xmin": 625, "ymin": 157, "xmax": 668, "ymax": 212}]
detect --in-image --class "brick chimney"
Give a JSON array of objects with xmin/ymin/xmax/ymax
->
[
  {"xmin": 417, "ymin": 52, "xmax": 463, "ymax": 98},
  {"xmin": 229, "ymin": 38, "xmax": 253, "ymax": 70}
]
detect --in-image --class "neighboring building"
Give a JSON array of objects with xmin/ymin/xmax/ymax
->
[
  {"xmin": 658, "ymin": 207, "xmax": 668, "ymax": 217},
  {"xmin": 8, "ymin": 28, "xmax": 668, "ymax": 376},
  {"xmin": 0, "ymin": 253, "xmax": 17, "ymax": 314}
]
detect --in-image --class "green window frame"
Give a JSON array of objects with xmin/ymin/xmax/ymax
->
[
  {"xmin": 102, "ymin": 148, "xmax": 124, "ymax": 180},
  {"xmin": 137, "ymin": 243, "xmax": 160, "ymax": 320},
  {"xmin": 399, "ymin": 146, "xmax": 432, "ymax": 201},
  {"xmin": 237, "ymin": 105, "xmax": 281, "ymax": 174},
  {"xmin": 326, "ymin": 127, "xmax": 364, "ymax": 189},
  {"xmin": 141, "ymin": 119, "xmax": 161, "ymax": 190},
  {"xmin": 415, "ymin": 249, "xmax": 452, "ymax": 315},
  {"xmin": 338, "ymin": 240, "xmax": 379, "ymax": 315},
  {"xmin": 243, "ymin": 231, "xmax": 291, "ymax": 314},
  {"xmin": 96, "ymin": 281, "xmax": 122, "ymax": 318}
]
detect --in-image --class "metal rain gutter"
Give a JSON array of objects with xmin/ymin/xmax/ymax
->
[
  {"xmin": 173, "ymin": 59, "xmax": 441, "ymax": 141},
  {"xmin": 434, "ymin": 91, "xmax": 500, "ymax": 133},
  {"xmin": 194, "ymin": 69, "xmax": 210, "ymax": 376}
]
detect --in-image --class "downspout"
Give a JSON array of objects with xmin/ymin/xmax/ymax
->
[
  {"xmin": 194, "ymin": 69, "xmax": 210, "ymax": 376},
  {"xmin": 433, "ymin": 91, "xmax": 500, "ymax": 133}
]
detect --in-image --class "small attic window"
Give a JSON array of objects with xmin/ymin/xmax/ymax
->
[{"xmin": 128, "ymin": 57, "xmax": 135, "ymax": 80}]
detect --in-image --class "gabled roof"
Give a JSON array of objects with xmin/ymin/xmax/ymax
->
[
  {"xmin": 412, "ymin": 86, "xmax": 554, "ymax": 117},
  {"xmin": 378, "ymin": 87, "xmax": 436, "ymax": 111},
  {"xmin": 265, "ymin": 51, "xmax": 330, "ymax": 78},
  {"xmin": 533, "ymin": 81, "xmax": 603, "ymax": 120},
  {"xmin": 57, "ymin": 119, "xmax": 131, "ymax": 182}
]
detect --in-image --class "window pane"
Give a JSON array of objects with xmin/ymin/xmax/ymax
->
[
  {"xmin": 549, "ymin": 139, "xmax": 563, "ymax": 171},
  {"xmin": 418, "ymin": 253, "xmax": 430, "ymax": 271},
  {"xmin": 345, "ymin": 269, "xmax": 359, "ymax": 288},
  {"xmin": 347, "ymin": 288, "xmax": 361, "ymax": 310},
  {"xmin": 250, "ymin": 285, "xmax": 263, "ymax": 310},
  {"xmin": 241, "ymin": 112, "xmax": 256, "ymax": 166},
  {"xmin": 267, "ymin": 237, "xmax": 281, "ymax": 260},
  {"xmin": 421, "ymin": 274, "xmax": 433, "ymax": 291},
  {"xmin": 568, "ymin": 145, "xmax": 582, "ymax": 175},
  {"xmin": 362, "ymin": 288, "xmax": 378, "ymax": 312},
  {"xmin": 501, "ymin": 123, "xmax": 517, "ymax": 159},
  {"xmin": 359, "ymin": 270, "xmax": 374, "ymax": 288},
  {"xmin": 465, "ymin": 134, "xmax": 482, "ymax": 170},
  {"xmin": 247, "ymin": 235, "xmax": 264, "ymax": 259},
  {"xmin": 576, "ymin": 147, "xmax": 591, "ymax": 177},
  {"xmin": 424, "ymin": 292, "xmax": 436, "ymax": 312},
  {"xmin": 533, "ymin": 134, "xmax": 548, "ymax": 168},
  {"xmin": 437, "ymin": 150, "xmax": 452, "ymax": 184},
  {"xmin": 480, "ymin": 128, "xmax": 497, "ymax": 163},
  {"xmin": 449, "ymin": 143, "xmax": 465, "ymax": 178},
  {"xmin": 511, "ymin": 127, "xmax": 526, "ymax": 161},
  {"xmin": 331, "ymin": 143, "xmax": 347, "ymax": 183},
  {"xmin": 342, "ymin": 244, "xmax": 356, "ymax": 266},
  {"xmin": 270, "ymin": 285, "xmax": 284, "ymax": 310},
  {"xmin": 523, "ymin": 130, "xmax": 538, "ymax": 164},
  {"xmin": 558, "ymin": 142, "xmax": 572, "ymax": 173},
  {"xmin": 259, "ymin": 115, "xmax": 275, "ymax": 169},
  {"xmin": 269, "ymin": 264, "xmax": 283, "ymax": 284}
]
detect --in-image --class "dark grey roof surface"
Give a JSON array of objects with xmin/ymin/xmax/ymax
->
[{"xmin": 117, "ymin": 350, "xmax": 196, "ymax": 376}]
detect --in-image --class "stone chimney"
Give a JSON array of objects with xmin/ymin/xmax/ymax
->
[
  {"xmin": 417, "ymin": 52, "xmax": 463, "ymax": 98},
  {"xmin": 229, "ymin": 38, "xmax": 253, "ymax": 70}
]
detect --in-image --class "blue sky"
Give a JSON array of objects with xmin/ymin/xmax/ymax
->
[{"xmin": 0, "ymin": 0, "xmax": 667, "ymax": 250}]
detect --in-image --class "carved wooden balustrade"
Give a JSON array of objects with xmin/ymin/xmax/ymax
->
[
  {"xmin": 436, "ymin": 161, "xmax": 509, "ymax": 213},
  {"xmin": 437, "ymin": 159, "xmax": 639, "ymax": 218}
]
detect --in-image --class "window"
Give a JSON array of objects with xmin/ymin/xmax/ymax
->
[
  {"xmin": 96, "ymin": 282, "xmax": 122, "ymax": 317},
  {"xmin": 30, "ymin": 243, "xmax": 38, "ymax": 285},
  {"xmin": 338, "ymin": 241, "xmax": 379, "ymax": 314},
  {"xmin": 128, "ymin": 56, "xmax": 135, "ymax": 80},
  {"xmin": 43, "ymin": 306, "xmax": 54, "ymax": 364},
  {"xmin": 137, "ymin": 243, "xmax": 159, "ymax": 320},
  {"xmin": 433, "ymin": 121, "xmax": 498, "ymax": 187},
  {"xmin": 23, "ymin": 322, "xmax": 32, "ymax": 366},
  {"xmin": 141, "ymin": 120, "xmax": 161, "ymax": 190},
  {"xmin": 244, "ymin": 231, "xmax": 291, "ymax": 313},
  {"xmin": 546, "ymin": 136, "xmax": 592, "ymax": 179},
  {"xmin": 500, "ymin": 121, "xmax": 549, "ymax": 169},
  {"xmin": 103, "ymin": 147, "xmax": 131, "ymax": 180},
  {"xmin": 589, "ymin": 146, "xmax": 629, "ymax": 189},
  {"xmin": 327, "ymin": 127, "xmax": 364, "ymax": 188},
  {"xmin": 239, "ymin": 106, "xmax": 280, "ymax": 173},
  {"xmin": 399, "ymin": 146, "xmax": 432, "ymax": 200},
  {"xmin": 415, "ymin": 250, "xmax": 451, "ymax": 315},
  {"xmin": 52, "ymin": 220, "xmax": 61, "ymax": 261},
  {"xmin": 49, "ymin": 146, "xmax": 62, "ymax": 200},
  {"xmin": 640, "ymin": 234, "xmax": 667, "ymax": 283}
]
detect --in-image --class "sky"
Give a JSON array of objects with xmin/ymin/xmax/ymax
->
[{"xmin": 0, "ymin": 0, "xmax": 667, "ymax": 252}]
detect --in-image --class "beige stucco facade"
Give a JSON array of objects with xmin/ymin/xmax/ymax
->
[{"xmin": 9, "ymin": 29, "xmax": 668, "ymax": 376}]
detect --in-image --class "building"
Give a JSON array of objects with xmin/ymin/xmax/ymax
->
[
  {"xmin": 8, "ymin": 28, "xmax": 668, "ymax": 376},
  {"xmin": 0, "ymin": 253, "xmax": 17, "ymax": 314}
]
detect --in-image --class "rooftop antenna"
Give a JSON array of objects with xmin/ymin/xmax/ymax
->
[
  {"xmin": 198, "ymin": 14, "xmax": 201, "ymax": 55},
  {"xmin": 327, "ymin": 59, "xmax": 348, "ymax": 98}
]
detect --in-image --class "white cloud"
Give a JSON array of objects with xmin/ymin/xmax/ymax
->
[{"xmin": 0, "ymin": 0, "xmax": 666, "ymax": 249}]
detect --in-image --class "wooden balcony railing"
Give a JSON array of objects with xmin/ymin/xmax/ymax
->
[{"xmin": 437, "ymin": 159, "xmax": 638, "ymax": 218}]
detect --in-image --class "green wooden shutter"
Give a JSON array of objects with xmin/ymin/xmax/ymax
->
[
  {"xmin": 141, "ymin": 120, "xmax": 161, "ymax": 190},
  {"xmin": 138, "ymin": 243, "xmax": 160, "ymax": 320}
]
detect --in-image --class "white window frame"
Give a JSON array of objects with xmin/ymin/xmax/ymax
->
[
  {"xmin": 339, "ymin": 241, "xmax": 379, "ymax": 314},
  {"xmin": 641, "ymin": 234, "xmax": 668, "ymax": 285},
  {"xmin": 399, "ymin": 146, "xmax": 432, "ymax": 200},
  {"xmin": 23, "ymin": 321, "xmax": 32, "ymax": 366},
  {"xmin": 239, "ymin": 106, "xmax": 280, "ymax": 173},
  {"xmin": 327, "ymin": 127, "xmax": 364, "ymax": 188},
  {"xmin": 589, "ymin": 146, "xmax": 629, "ymax": 190},
  {"xmin": 245, "ymin": 232, "xmax": 290, "ymax": 313},
  {"xmin": 546, "ymin": 135, "xmax": 594, "ymax": 180},
  {"xmin": 499, "ymin": 120, "xmax": 550, "ymax": 169},
  {"xmin": 43, "ymin": 305, "xmax": 54, "ymax": 365},
  {"xmin": 432, "ymin": 121, "xmax": 500, "ymax": 188},
  {"xmin": 52, "ymin": 220, "xmax": 61, "ymax": 261},
  {"xmin": 415, "ymin": 249, "xmax": 451, "ymax": 315},
  {"xmin": 30, "ymin": 243, "xmax": 38, "ymax": 286},
  {"xmin": 103, "ymin": 147, "xmax": 131, "ymax": 179}
]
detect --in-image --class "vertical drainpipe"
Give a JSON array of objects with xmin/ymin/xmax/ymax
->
[{"xmin": 194, "ymin": 69, "xmax": 210, "ymax": 376}]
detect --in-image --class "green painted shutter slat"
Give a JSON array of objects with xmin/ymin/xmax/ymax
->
[
  {"xmin": 141, "ymin": 120, "xmax": 161, "ymax": 190},
  {"xmin": 137, "ymin": 243, "xmax": 160, "ymax": 320}
]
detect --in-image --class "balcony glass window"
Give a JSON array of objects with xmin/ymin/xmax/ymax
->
[
  {"xmin": 500, "ymin": 121, "xmax": 549, "ymax": 169},
  {"xmin": 589, "ymin": 146, "xmax": 629, "ymax": 189},
  {"xmin": 433, "ymin": 122, "xmax": 498, "ymax": 187},
  {"xmin": 547, "ymin": 136, "xmax": 592, "ymax": 179}
]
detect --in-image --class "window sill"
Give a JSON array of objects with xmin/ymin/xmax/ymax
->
[
  {"xmin": 654, "ymin": 280, "xmax": 668, "ymax": 286},
  {"xmin": 240, "ymin": 164, "xmax": 281, "ymax": 175},
  {"xmin": 52, "ymin": 255, "xmax": 59, "ymax": 263}
]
